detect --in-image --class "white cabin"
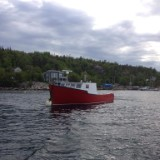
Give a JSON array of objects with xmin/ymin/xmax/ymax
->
[
  {"xmin": 80, "ymin": 82, "xmax": 97, "ymax": 94},
  {"xmin": 60, "ymin": 81, "xmax": 98, "ymax": 94}
]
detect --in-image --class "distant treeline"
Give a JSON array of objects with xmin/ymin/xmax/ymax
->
[{"xmin": 0, "ymin": 47, "xmax": 160, "ymax": 87}]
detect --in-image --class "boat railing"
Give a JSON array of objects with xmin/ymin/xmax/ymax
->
[{"xmin": 60, "ymin": 82, "xmax": 82, "ymax": 89}]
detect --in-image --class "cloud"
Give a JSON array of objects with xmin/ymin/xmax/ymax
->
[
  {"xmin": 0, "ymin": 0, "xmax": 160, "ymax": 71},
  {"xmin": 149, "ymin": 0, "xmax": 160, "ymax": 15},
  {"xmin": 0, "ymin": 0, "xmax": 93, "ymax": 52}
]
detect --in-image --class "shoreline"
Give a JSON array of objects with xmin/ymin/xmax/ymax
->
[
  {"xmin": 0, "ymin": 82, "xmax": 49, "ymax": 91},
  {"xmin": 0, "ymin": 87, "xmax": 49, "ymax": 91}
]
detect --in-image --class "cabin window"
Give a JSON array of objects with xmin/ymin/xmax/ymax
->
[
  {"xmin": 76, "ymin": 84, "xmax": 81, "ymax": 88},
  {"xmin": 86, "ymin": 84, "xmax": 89, "ymax": 88},
  {"xmin": 71, "ymin": 83, "xmax": 75, "ymax": 88},
  {"xmin": 59, "ymin": 73, "xmax": 63, "ymax": 78}
]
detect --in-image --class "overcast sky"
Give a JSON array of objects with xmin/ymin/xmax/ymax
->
[{"xmin": 1, "ymin": 0, "xmax": 160, "ymax": 71}]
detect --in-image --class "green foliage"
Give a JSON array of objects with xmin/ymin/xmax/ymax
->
[{"xmin": 0, "ymin": 46, "xmax": 160, "ymax": 87}]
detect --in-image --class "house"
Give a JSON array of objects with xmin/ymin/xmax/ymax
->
[{"xmin": 14, "ymin": 67, "xmax": 22, "ymax": 73}]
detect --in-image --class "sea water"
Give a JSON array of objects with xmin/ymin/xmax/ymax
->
[{"xmin": 0, "ymin": 90, "xmax": 160, "ymax": 160}]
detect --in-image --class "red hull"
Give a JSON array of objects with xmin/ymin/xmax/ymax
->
[{"xmin": 49, "ymin": 84, "xmax": 114, "ymax": 106}]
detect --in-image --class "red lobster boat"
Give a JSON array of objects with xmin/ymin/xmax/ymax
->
[{"xmin": 44, "ymin": 70, "xmax": 114, "ymax": 107}]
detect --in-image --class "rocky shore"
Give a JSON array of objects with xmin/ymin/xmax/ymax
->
[{"xmin": 0, "ymin": 82, "xmax": 49, "ymax": 90}]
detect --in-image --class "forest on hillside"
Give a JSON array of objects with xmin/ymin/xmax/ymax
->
[{"xmin": 0, "ymin": 47, "xmax": 160, "ymax": 88}]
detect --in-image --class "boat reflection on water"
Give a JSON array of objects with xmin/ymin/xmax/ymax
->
[{"xmin": 50, "ymin": 104, "xmax": 100, "ymax": 113}]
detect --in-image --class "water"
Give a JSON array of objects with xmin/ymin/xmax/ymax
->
[{"xmin": 0, "ymin": 90, "xmax": 160, "ymax": 160}]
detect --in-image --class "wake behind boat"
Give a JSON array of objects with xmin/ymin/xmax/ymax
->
[{"xmin": 43, "ymin": 70, "xmax": 114, "ymax": 107}]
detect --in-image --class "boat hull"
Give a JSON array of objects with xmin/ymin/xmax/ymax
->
[{"xmin": 49, "ymin": 84, "xmax": 114, "ymax": 107}]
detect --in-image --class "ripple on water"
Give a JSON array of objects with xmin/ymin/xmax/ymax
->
[{"xmin": 0, "ymin": 90, "xmax": 160, "ymax": 160}]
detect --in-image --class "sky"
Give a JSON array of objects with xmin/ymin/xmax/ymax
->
[{"xmin": 1, "ymin": 0, "xmax": 160, "ymax": 71}]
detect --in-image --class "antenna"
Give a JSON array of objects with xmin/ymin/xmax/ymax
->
[{"xmin": 84, "ymin": 71, "xmax": 87, "ymax": 82}]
